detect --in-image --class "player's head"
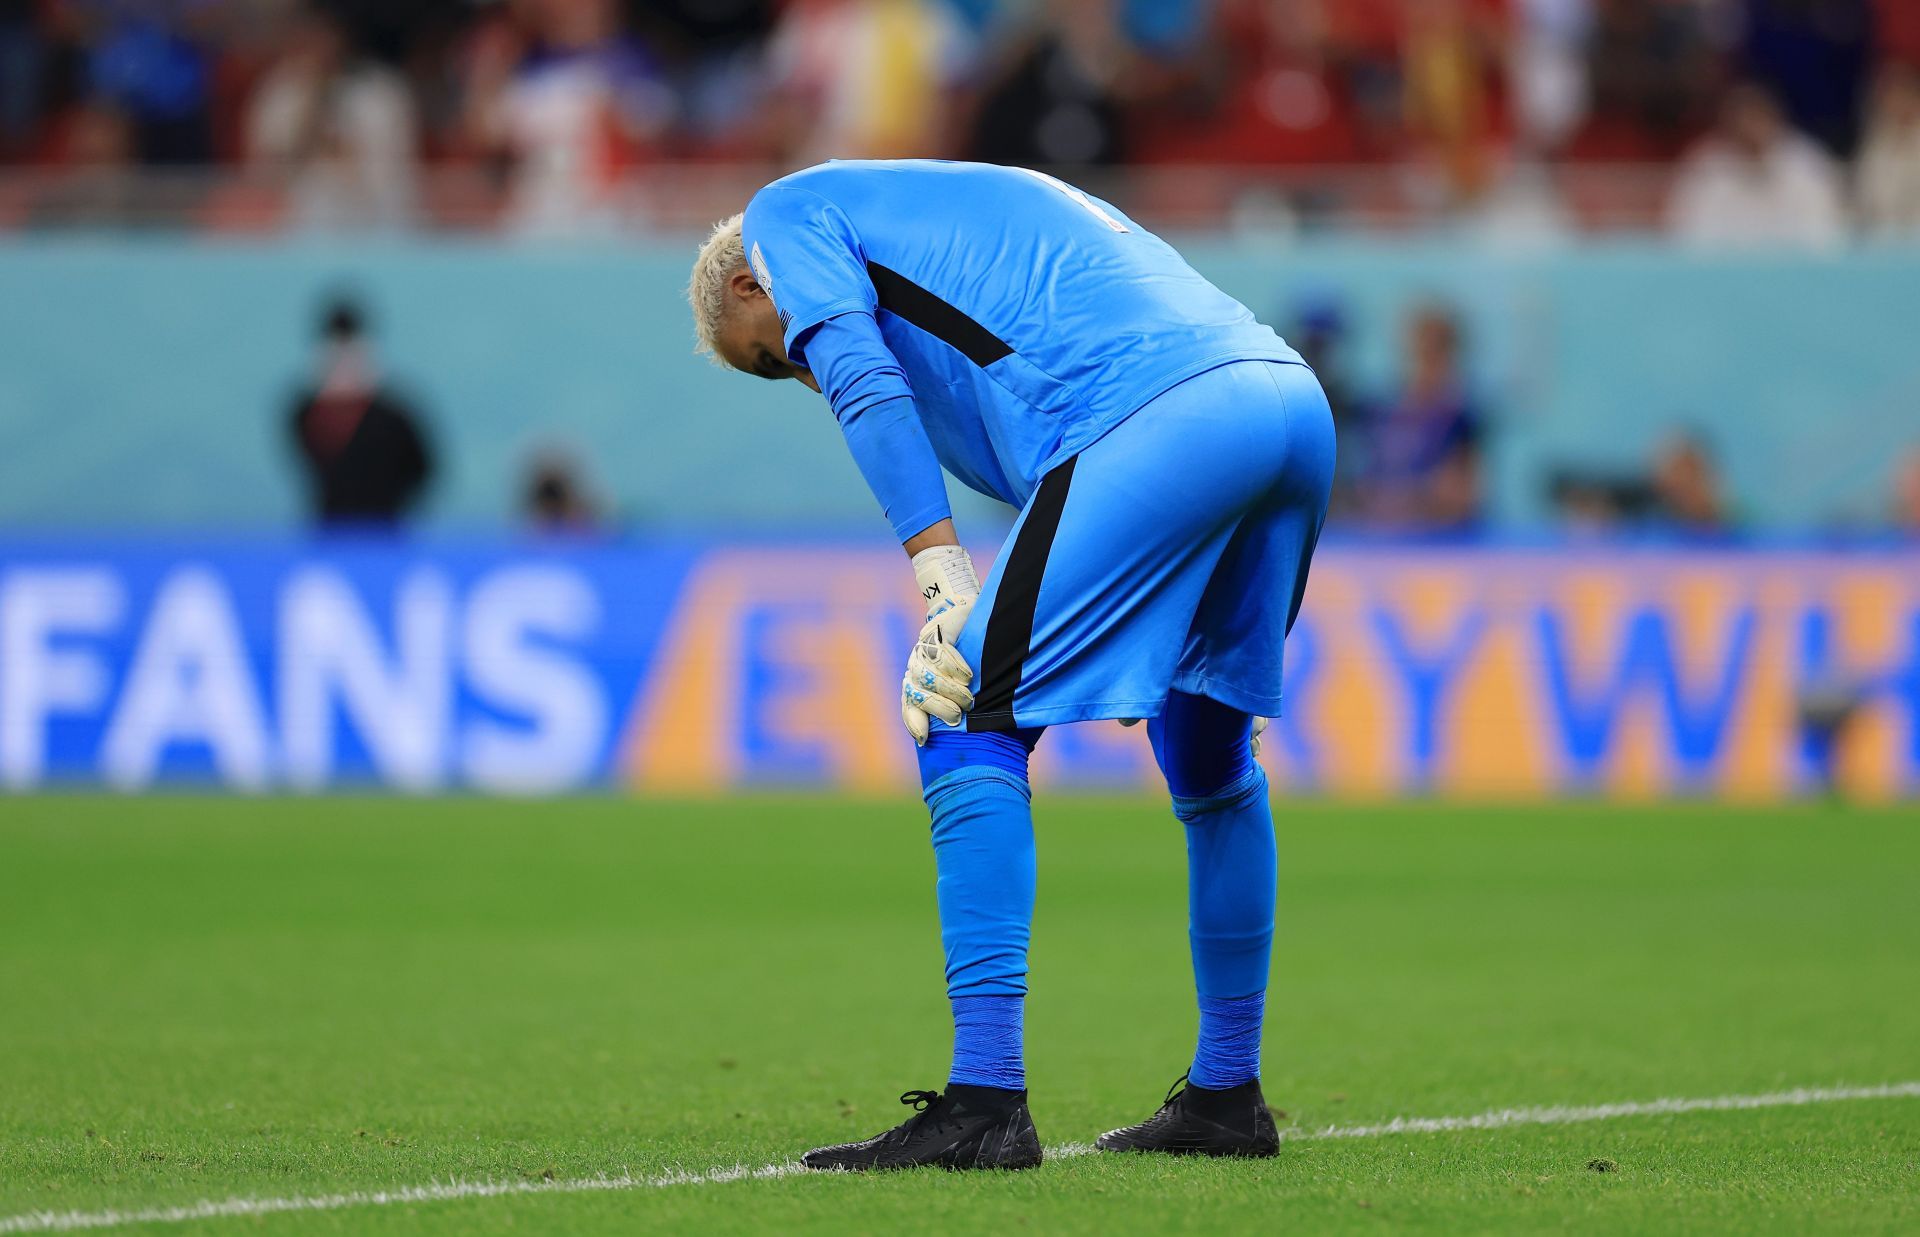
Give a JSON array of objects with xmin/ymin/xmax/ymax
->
[{"xmin": 688, "ymin": 213, "xmax": 816, "ymax": 389}]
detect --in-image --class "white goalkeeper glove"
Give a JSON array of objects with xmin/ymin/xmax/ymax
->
[
  {"xmin": 901, "ymin": 544, "xmax": 980, "ymax": 745},
  {"xmin": 1117, "ymin": 714, "xmax": 1271, "ymax": 756}
]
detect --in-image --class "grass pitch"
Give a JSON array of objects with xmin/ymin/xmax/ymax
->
[{"xmin": 0, "ymin": 794, "xmax": 1916, "ymax": 1234}]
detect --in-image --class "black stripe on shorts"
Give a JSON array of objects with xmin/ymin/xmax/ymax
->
[
  {"xmin": 969, "ymin": 456, "xmax": 1078, "ymax": 731},
  {"xmin": 865, "ymin": 261, "xmax": 1012, "ymax": 369}
]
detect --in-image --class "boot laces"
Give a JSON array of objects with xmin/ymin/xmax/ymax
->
[{"xmin": 897, "ymin": 1089, "xmax": 956, "ymax": 1137}]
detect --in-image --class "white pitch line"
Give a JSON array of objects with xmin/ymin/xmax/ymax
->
[
  {"xmin": 1276, "ymin": 1080, "xmax": 1920, "ymax": 1143},
  {"xmin": 0, "ymin": 1164, "xmax": 807, "ymax": 1236},
  {"xmin": 3, "ymin": 1081, "xmax": 1914, "ymax": 1234}
]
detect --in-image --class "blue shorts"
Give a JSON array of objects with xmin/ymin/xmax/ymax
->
[{"xmin": 953, "ymin": 359, "xmax": 1335, "ymax": 731}]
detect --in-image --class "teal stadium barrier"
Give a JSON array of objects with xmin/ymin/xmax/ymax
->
[{"xmin": 1, "ymin": 239, "xmax": 1917, "ymax": 533}]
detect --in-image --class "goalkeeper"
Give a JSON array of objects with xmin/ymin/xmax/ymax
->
[{"xmin": 688, "ymin": 160, "xmax": 1334, "ymax": 1171}]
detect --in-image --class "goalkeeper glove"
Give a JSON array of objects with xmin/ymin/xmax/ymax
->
[{"xmin": 901, "ymin": 544, "xmax": 980, "ymax": 745}]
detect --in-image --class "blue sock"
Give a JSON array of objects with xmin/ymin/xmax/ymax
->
[
  {"xmin": 949, "ymin": 995, "xmax": 1025, "ymax": 1090},
  {"xmin": 1176, "ymin": 765, "xmax": 1276, "ymax": 1088},
  {"xmin": 1177, "ymin": 766, "xmax": 1275, "ymax": 1088},
  {"xmin": 1191, "ymin": 992, "xmax": 1265, "ymax": 1089},
  {"xmin": 1150, "ymin": 692, "xmax": 1276, "ymax": 1091},
  {"xmin": 920, "ymin": 728, "xmax": 1041, "ymax": 1093}
]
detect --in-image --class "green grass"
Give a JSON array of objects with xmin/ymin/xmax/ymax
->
[{"xmin": 0, "ymin": 795, "xmax": 1916, "ymax": 1234}]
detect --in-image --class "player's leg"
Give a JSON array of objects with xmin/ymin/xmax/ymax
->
[
  {"xmin": 919, "ymin": 726, "xmax": 1042, "ymax": 1092},
  {"xmin": 800, "ymin": 726, "xmax": 1045, "ymax": 1172},
  {"xmin": 1097, "ymin": 691, "xmax": 1280, "ymax": 1157},
  {"xmin": 1154, "ymin": 692, "xmax": 1273, "ymax": 1092},
  {"xmin": 1099, "ymin": 360, "xmax": 1335, "ymax": 1158}
]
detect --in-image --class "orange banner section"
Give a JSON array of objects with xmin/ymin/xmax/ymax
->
[{"xmin": 621, "ymin": 547, "xmax": 1920, "ymax": 800}]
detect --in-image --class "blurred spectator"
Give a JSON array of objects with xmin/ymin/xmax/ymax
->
[
  {"xmin": 1548, "ymin": 432, "xmax": 1735, "ymax": 536},
  {"xmin": 81, "ymin": 0, "xmax": 217, "ymax": 164},
  {"xmin": 1321, "ymin": 0, "xmax": 1408, "ymax": 156},
  {"xmin": 1892, "ymin": 447, "xmax": 1920, "ymax": 533},
  {"xmin": 1467, "ymin": 154, "xmax": 1573, "ymax": 245},
  {"xmin": 5, "ymin": 0, "xmax": 1920, "ymax": 241},
  {"xmin": 316, "ymin": 1, "xmax": 466, "ymax": 69},
  {"xmin": 0, "ymin": 0, "xmax": 44, "ymax": 158},
  {"xmin": 1739, "ymin": 0, "xmax": 1875, "ymax": 157},
  {"xmin": 1857, "ymin": 62, "xmax": 1920, "ymax": 239},
  {"xmin": 1543, "ymin": 459, "xmax": 1666, "ymax": 526},
  {"xmin": 29, "ymin": 101, "xmax": 140, "ymax": 226},
  {"xmin": 1796, "ymin": 671, "xmax": 1866, "ymax": 797},
  {"xmin": 1546, "ymin": 468, "xmax": 1655, "ymax": 533},
  {"xmin": 766, "ymin": 0, "xmax": 970, "ymax": 163},
  {"xmin": 1358, "ymin": 302, "xmax": 1484, "ymax": 530},
  {"xmin": 1401, "ymin": 0, "xmax": 1507, "ymax": 205},
  {"xmin": 1548, "ymin": 472, "xmax": 1616, "ymax": 533},
  {"xmin": 1648, "ymin": 431, "xmax": 1729, "ymax": 532},
  {"xmin": 463, "ymin": 0, "xmax": 674, "ymax": 235},
  {"xmin": 1125, "ymin": 0, "xmax": 1358, "ymax": 168},
  {"xmin": 1115, "ymin": 0, "xmax": 1209, "ymax": 58},
  {"xmin": 1879, "ymin": 0, "xmax": 1920, "ymax": 65},
  {"xmin": 633, "ymin": 0, "xmax": 778, "ymax": 150},
  {"xmin": 1509, "ymin": 0, "xmax": 1592, "ymax": 154},
  {"xmin": 289, "ymin": 295, "xmax": 435, "ymax": 526},
  {"xmin": 523, "ymin": 450, "xmax": 603, "ymax": 531},
  {"xmin": 1581, "ymin": 0, "xmax": 1719, "ymax": 159},
  {"xmin": 245, "ymin": 6, "xmax": 417, "ymax": 231},
  {"xmin": 969, "ymin": 0, "xmax": 1132, "ymax": 167},
  {"xmin": 1667, "ymin": 81, "xmax": 1847, "ymax": 249}
]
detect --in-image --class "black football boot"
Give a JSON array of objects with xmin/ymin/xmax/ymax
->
[
  {"xmin": 801, "ymin": 1085, "xmax": 1043, "ymax": 1172},
  {"xmin": 1096, "ymin": 1073, "xmax": 1280, "ymax": 1158}
]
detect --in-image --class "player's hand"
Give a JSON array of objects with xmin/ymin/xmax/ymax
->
[{"xmin": 902, "ymin": 544, "xmax": 981, "ymax": 745}]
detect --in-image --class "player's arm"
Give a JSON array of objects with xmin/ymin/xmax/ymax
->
[
  {"xmin": 794, "ymin": 312, "xmax": 952, "ymax": 547},
  {"xmin": 795, "ymin": 311, "xmax": 979, "ymax": 743},
  {"xmin": 744, "ymin": 185, "xmax": 975, "ymax": 740},
  {"xmin": 904, "ymin": 519, "xmax": 959, "ymax": 557},
  {"xmin": 742, "ymin": 184, "xmax": 966, "ymax": 553}
]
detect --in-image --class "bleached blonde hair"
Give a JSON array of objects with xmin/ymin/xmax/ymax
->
[{"xmin": 688, "ymin": 212, "xmax": 748, "ymax": 366}]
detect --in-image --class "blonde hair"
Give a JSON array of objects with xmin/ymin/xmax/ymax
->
[{"xmin": 688, "ymin": 212, "xmax": 747, "ymax": 365}]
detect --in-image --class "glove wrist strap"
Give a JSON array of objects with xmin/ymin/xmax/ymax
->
[{"xmin": 911, "ymin": 544, "xmax": 980, "ymax": 614}]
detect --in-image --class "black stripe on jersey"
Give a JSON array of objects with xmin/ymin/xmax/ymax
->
[
  {"xmin": 865, "ymin": 261, "xmax": 1012, "ymax": 368},
  {"xmin": 969, "ymin": 456, "xmax": 1078, "ymax": 732}
]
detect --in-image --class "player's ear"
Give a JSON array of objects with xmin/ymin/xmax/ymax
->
[{"xmin": 728, "ymin": 270, "xmax": 766, "ymax": 304}]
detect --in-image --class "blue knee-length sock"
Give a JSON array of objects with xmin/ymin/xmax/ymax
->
[
  {"xmin": 1175, "ymin": 765, "xmax": 1276, "ymax": 1089},
  {"xmin": 921, "ymin": 731, "xmax": 1039, "ymax": 1092}
]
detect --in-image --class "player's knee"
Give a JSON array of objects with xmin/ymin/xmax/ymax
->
[
  {"xmin": 1170, "ymin": 764, "xmax": 1267, "ymax": 829},
  {"xmin": 917, "ymin": 727, "xmax": 1042, "ymax": 795},
  {"xmin": 1150, "ymin": 690, "xmax": 1257, "ymax": 802}
]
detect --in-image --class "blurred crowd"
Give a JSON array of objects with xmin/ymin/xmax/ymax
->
[
  {"xmin": 1294, "ymin": 291, "xmax": 1920, "ymax": 539},
  {"xmin": 2, "ymin": 0, "xmax": 1919, "ymax": 237}
]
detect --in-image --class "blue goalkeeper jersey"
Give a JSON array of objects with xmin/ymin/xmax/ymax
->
[{"xmin": 741, "ymin": 160, "xmax": 1302, "ymax": 533}]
